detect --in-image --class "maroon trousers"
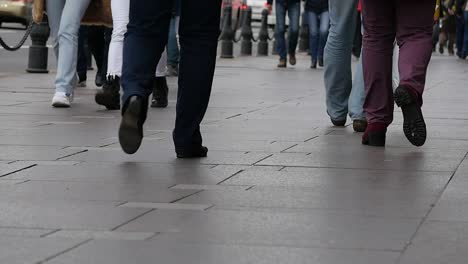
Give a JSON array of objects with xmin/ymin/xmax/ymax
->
[{"xmin": 361, "ymin": 0, "xmax": 435, "ymax": 125}]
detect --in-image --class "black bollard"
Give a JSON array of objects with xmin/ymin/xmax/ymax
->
[
  {"xmin": 298, "ymin": 12, "xmax": 309, "ymax": 53},
  {"xmin": 257, "ymin": 9, "xmax": 269, "ymax": 56},
  {"xmin": 220, "ymin": 6, "xmax": 234, "ymax": 58},
  {"xmin": 27, "ymin": 16, "xmax": 50, "ymax": 73},
  {"xmin": 240, "ymin": 7, "xmax": 253, "ymax": 56}
]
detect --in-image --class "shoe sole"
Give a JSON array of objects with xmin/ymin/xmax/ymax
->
[
  {"xmin": 119, "ymin": 101, "xmax": 143, "ymax": 154},
  {"xmin": 95, "ymin": 93, "xmax": 120, "ymax": 110},
  {"xmin": 52, "ymin": 102, "xmax": 70, "ymax": 108},
  {"xmin": 394, "ymin": 87, "xmax": 426, "ymax": 147}
]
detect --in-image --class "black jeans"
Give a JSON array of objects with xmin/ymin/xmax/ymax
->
[
  {"xmin": 77, "ymin": 26, "xmax": 111, "ymax": 81},
  {"xmin": 122, "ymin": 0, "xmax": 221, "ymax": 149}
]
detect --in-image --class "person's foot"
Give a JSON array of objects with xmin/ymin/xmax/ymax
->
[
  {"xmin": 95, "ymin": 73, "xmax": 105, "ymax": 87},
  {"xmin": 119, "ymin": 96, "xmax": 146, "ymax": 154},
  {"xmin": 310, "ymin": 60, "xmax": 317, "ymax": 69},
  {"xmin": 331, "ymin": 118, "xmax": 346, "ymax": 127},
  {"xmin": 362, "ymin": 122, "xmax": 387, "ymax": 147},
  {"xmin": 77, "ymin": 72, "xmax": 87, "ymax": 88},
  {"xmin": 176, "ymin": 146, "xmax": 208, "ymax": 159},
  {"xmin": 52, "ymin": 92, "xmax": 73, "ymax": 108},
  {"xmin": 289, "ymin": 54, "xmax": 296, "ymax": 66},
  {"xmin": 448, "ymin": 48, "xmax": 454, "ymax": 56},
  {"xmin": 166, "ymin": 64, "xmax": 179, "ymax": 77},
  {"xmin": 318, "ymin": 58, "xmax": 324, "ymax": 67},
  {"xmin": 95, "ymin": 76, "xmax": 121, "ymax": 110},
  {"xmin": 277, "ymin": 58, "xmax": 287, "ymax": 68},
  {"xmin": 151, "ymin": 77, "xmax": 169, "ymax": 108},
  {"xmin": 394, "ymin": 86, "xmax": 426, "ymax": 147},
  {"xmin": 353, "ymin": 119, "xmax": 368, "ymax": 133},
  {"xmin": 439, "ymin": 45, "xmax": 444, "ymax": 55}
]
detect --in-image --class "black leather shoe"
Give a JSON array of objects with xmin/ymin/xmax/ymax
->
[
  {"xmin": 95, "ymin": 73, "xmax": 105, "ymax": 87},
  {"xmin": 318, "ymin": 58, "xmax": 324, "ymax": 67},
  {"xmin": 353, "ymin": 119, "xmax": 368, "ymax": 133},
  {"xmin": 151, "ymin": 77, "xmax": 169, "ymax": 108},
  {"xmin": 394, "ymin": 86, "xmax": 426, "ymax": 147},
  {"xmin": 95, "ymin": 76, "xmax": 121, "ymax": 110},
  {"xmin": 176, "ymin": 146, "xmax": 208, "ymax": 159},
  {"xmin": 331, "ymin": 118, "xmax": 346, "ymax": 127},
  {"xmin": 119, "ymin": 96, "xmax": 146, "ymax": 154}
]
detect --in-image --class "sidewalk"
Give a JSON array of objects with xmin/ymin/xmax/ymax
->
[{"xmin": 0, "ymin": 53, "xmax": 467, "ymax": 263}]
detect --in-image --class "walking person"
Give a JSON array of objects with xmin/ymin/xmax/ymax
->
[
  {"xmin": 118, "ymin": 0, "xmax": 221, "ymax": 158},
  {"xmin": 323, "ymin": 0, "xmax": 368, "ymax": 132},
  {"xmin": 46, "ymin": 0, "xmax": 92, "ymax": 107},
  {"xmin": 94, "ymin": 0, "xmax": 169, "ymax": 110},
  {"xmin": 266, "ymin": 0, "xmax": 301, "ymax": 68},
  {"xmin": 166, "ymin": 0, "xmax": 181, "ymax": 77},
  {"xmin": 453, "ymin": 0, "xmax": 467, "ymax": 58},
  {"xmin": 305, "ymin": 0, "xmax": 329, "ymax": 68},
  {"xmin": 361, "ymin": 0, "xmax": 435, "ymax": 147},
  {"xmin": 459, "ymin": 0, "xmax": 468, "ymax": 58}
]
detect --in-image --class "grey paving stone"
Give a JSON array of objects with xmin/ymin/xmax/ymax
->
[
  {"xmin": 120, "ymin": 202, "xmax": 212, "ymax": 211},
  {"xmin": 258, "ymin": 147, "xmax": 465, "ymax": 172},
  {"xmin": 171, "ymin": 184, "xmax": 251, "ymax": 191},
  {"xmin": 224, "ymin": 167, "xmax": 451, "ymax": 193},
  {"xmin": 118, "ymin": 209, "xmax": 418, "ymax": 250},
  {"xmin": 0, "ymin": 227, "xmax": 55, "ymax": 238},
  {"xmin": 399, "ymin": 221, "xmax": 468, "ymax": 264},
  {"xmin": 177, "ymin": 188, "xmax": 437, "ymax": 218},
  {"xmin": 0, "ymin": 200, "xmax": 150, "ymax": 230},
  {"xmin": 0, "ymin": 181, "xmax": 197, "ymax": 203},
  {"xmin": 0, "ymin": 145, "xmax": 84, "ymax": 161},
  {"xmin": 0, "ymin": 237, "xmax": 86, "ymax": 264},
  {"xmin": 4, "ymin": 163, "xmax": 242, "ymax": 185},
  {"xmin": 61, "ymin": 146, "xmax": 271, "ymax": 165},
  {"xmin": 45, "ymin": 239, "xmax": 399, "ymax": 264},
  {"xmin": 47, "ymin": 230, "xmax": 155, "ymax": 241}
]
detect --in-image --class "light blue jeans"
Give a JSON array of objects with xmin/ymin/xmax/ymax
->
[
  {"xmin": 47, "ymin": 0, "xmax": 91, "ymax": 95},
  {"xmin": 323, "ymin": 0, "xmax": 365, "ymax": 121}
]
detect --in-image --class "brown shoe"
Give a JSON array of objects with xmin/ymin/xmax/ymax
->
[
  {"xmin": 277, "ymin": 58, "xmax": 287, "ymax": 68},
  {"xmin": 289, "ymin": 54, "xmax": 296, "ymax": 65},
  {"xmin": 353, "ymin": 119, "xmax": 368, "ymax": 133}
]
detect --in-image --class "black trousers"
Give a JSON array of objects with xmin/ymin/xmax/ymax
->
[
  {"xmin": 77, "ymin": 26, "xmax": 111, "ymax": 81},
  {"xmin": 122, "ymin": 0, "xmax": 221, "ymax": 149}
]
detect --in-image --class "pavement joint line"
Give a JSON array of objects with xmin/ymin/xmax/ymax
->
[
  {"xmin": 37, "ymin": 238, "xmax": 93, "ymax": 264},
  {"xmin": 0, "ymin": 164, "xmax": 37, "ymax": 178},
  {"xmin": 216, "ymin": 169, "xmax": 244, "ymax": 185},
  {"xmin": 252, "ymin": 154, "xmax": 274, "ymax": 166},
  {"xmin": 280, "ymin": 144, "xmax": 298, "ymax": 153},
  {"xmin": 110, "ymin": 209, "xmax": 156, "ymax": 231},
  {"xmin": 145, "ymin": 232, "xmax": 161, "ymax": 240},
  {"xmin": 40, "ymin": 229, "xmax": 62, "ymax": 238},
  {"xmin": 395, "ymin": 150, "xmax": 468, "ymax": 264},
  {"xmin": 169, "ymin": 189, "xmax": 205, "ymax": 203},
  {"xmin": 226, "ymin": 113, "xmax": 242, "ymax": 119},
  {"xmin": 55, "ymin": 149, "xmax": 88, "ymax": 161},
  {"xmin": 304, "ymin": 136, "xmax": 319, "ymax": 142}
]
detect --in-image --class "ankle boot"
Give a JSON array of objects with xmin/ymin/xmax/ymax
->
[
  {"xmin": 95, "ymin": 76, "xmax": 121, "ymax": 110},
  {"xmin": 151, "ymin": 77, "xmax": 169, "ymax": 108}
]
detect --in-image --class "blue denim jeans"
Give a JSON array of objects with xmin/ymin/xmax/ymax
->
[
  {"xmin": 167, "ymin": 16, "xmax": 180, "ymax": 66},
  {"xmin": 47, "ymin": 0, "xmax": 92, "ymax": 95},
  {"xmin": 307, "ymin": 10, "xmax": 329, "ymax": 62},
  {"xmin": 275, "ymin": 2, "xmax": 300, "ymax": 59},
  {"xmin": 323, "ymin": 0, "xmax": 366, "ymax": 121},
  {"xmin": 456, "ymin": 14, "xmax": 465, "ymax": 58}
]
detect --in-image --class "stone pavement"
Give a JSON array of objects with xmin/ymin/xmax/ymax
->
[{"xmin": 0, "ymin": 52, "xmax": 467, "ymax": 264}]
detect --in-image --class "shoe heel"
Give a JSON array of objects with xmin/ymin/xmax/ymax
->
[
  {"xmin": 367, "ymin": 132, "xmax": 386, "ymax": 147},
  {"xmin": 394, "ymin": 86, "xmax": 414, "ymax": 107}
]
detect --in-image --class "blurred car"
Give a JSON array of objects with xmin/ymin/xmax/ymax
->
[
  {"xmin": 0, "ymin": 0, "xmax": 33, "ymax": 28},
  {"xmin": 248, "ymin": 0, "xmax": 277, "ymax": 26},
  {"xmin": 221, "ymin": 0, "xmax": 247, "ymax": 28}
]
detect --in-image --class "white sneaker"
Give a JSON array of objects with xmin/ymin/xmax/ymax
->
[{"xmin": 52, "ymin": 92, "xmax": 72, "ymax": 108}]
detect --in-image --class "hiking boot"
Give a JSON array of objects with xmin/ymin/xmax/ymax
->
[
  {"xmin": 95, "ymin": 76, "xmax": 121, "ymax": 110},
  {"xmin": 394, "ymin": 86, "xmax": 426, "ymax": 147},
  {"xmin": 362, "ymin": 123, "xmax": 387, "ymax": 147},
  {"xmin": 277, "ymin": 58, "xmax": 287, "ymax": 68},
  {"xmin": 289, "ymin": 54, "xmax": 296, "ymax": 65}
]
